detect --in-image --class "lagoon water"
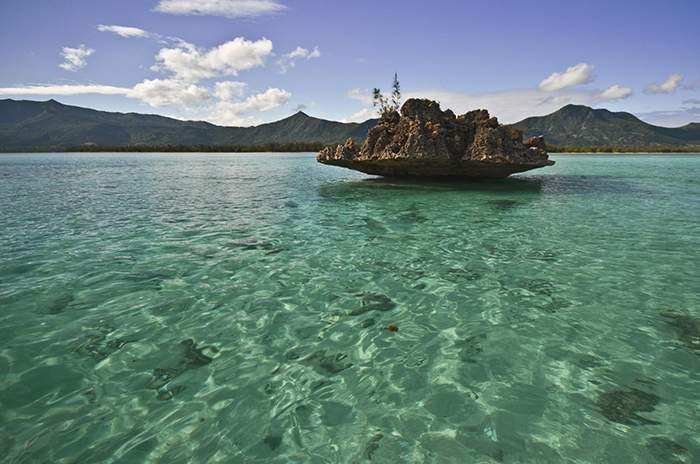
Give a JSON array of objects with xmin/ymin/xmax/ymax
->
[{"xmin": 0, "ymin": 153, "xmax": 698, "ymax": 463}]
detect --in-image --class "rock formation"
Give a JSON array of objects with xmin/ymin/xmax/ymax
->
[{"xmin": 317, "ymin": 98, "xmax": 554, "ymax": 178}]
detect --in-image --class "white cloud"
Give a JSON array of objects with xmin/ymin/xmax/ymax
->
[
  {"xmin": 344, "ymin": 86, "xmax": 639, "ymax": 124},
  {"xmin": 2, "ymin": 33, "xmax": 292, "ymax": 124},
  {"xmin": 407, "ymin": 89, "xmax": 601, "ymax": 123},
  {"xmin": 0, "ymin": 81, "xmax": 209, "ymax": 108},
  {"xmin": 155, "ymin": 0, "xmax": 286, "ymax": 18},
  {"xmin": 59, "ymin": 45, "xmax": 94, "ymax": 72},
  {"xmin": 0, "ymin": 80, "xmax": 290, "ymax": 125},
  {"xmin": 277, "ymin": 46, "xmax": 321, "ymax": 73},
  {"xmin": 0, "ymin": 84, "xmax": 129, "ymax": 96},
  {"xmin": 97, "ymin": 24, "xmax": 150, "ymax": 38},
  {"xmin": 597, "ymin": 84, "xmax": 633, "ymax": 100},
  {"xmin": 238, "ymin": 87, "xmax": 290, "ymax": 111},
  {"xmin": 128, "ymin": 79, "xmax": 210, "ymax": 107},
  {"xmin": 343, "ymin": 89, "xmax": 376, "ymax": 121},
  {"xmin": 3, "ymin": 28, "xmax": 294, "ymax": 127},
  {"xmin": 152, "ymin": 37, "xmax": 273, "ymax": 81},
  {"xmin": 210, "ymin": 85, "xmax": 291, "ymax": 125},
  {"xmin": 214, "ymin": 81, "xmax": 247, "ymax": 101},
  {"xmin": 347, "ymin": 88, "xmax": 373, "ymax": 105},
  {"xmin": 636, "ymin": 107, "xmax": 700, "ymax": 127},
  {"xmin": 539, "ymin": 63, "xmax": 594, "ymax": 91},
  {"xmin": 342, "ymin": 107, "xmax": 376, "ymax": 123},
  {"xmin": 288, "ymin": 46, "xmax": 320, "ymax": 60},
  {"xmin": 645, "ymin": 74, "xmax": 683, "ymax": 94}
]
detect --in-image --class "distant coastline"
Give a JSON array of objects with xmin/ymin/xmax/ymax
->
[
  {"xmin": 546, "ymin": 144, "xmax": 700, "ymax": 153},
  {"xmin": 60, "ymin": 142, "xmax": 329, "ymax": 153},
  {"xmin": 0, "ymin": 142, "xmax": 698, "ymax": 154},
  {"xmin": 2, "ymin": 142, "xmax": 698, "ymax": 154},
  {"xmin": 3, "ymin": 99, "xmax": 700, "ymax": 154}
]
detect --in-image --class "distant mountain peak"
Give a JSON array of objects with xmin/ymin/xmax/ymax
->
[
  {"xmin": 511, "ymin": 103, "xmax": 700, "ymax": 147},
  {"xmin": 560, "ymin": 103, "xmax": 589, "ymax": 110},
  {"xmin": 559, "ymin": 104, "xmax": 597, "ymax": 113},
  {"xmin": 283, "ymin": 110, "xmax": 312, "ymax": 121}
]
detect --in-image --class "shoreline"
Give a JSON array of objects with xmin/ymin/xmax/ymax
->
[{"xmin": 1, "ymin": 151, "xmax": 700, "ymax": 155}]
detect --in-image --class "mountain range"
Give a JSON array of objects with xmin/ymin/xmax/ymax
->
[
  {"xmin": 0, "ymin": 99, "xmax": 375, "ymax": 152},
  {"xmin": 1, "ymin": 99, "xmax": 699, "ymax": 152}
]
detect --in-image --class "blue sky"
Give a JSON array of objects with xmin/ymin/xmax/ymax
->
[{"xmin": 1, "ymin": 0, "xmax": 698, "ymax": 126}]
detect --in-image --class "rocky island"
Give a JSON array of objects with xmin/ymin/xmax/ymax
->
[{"xmin": 317, "ymin": 98, "xmax": 554, "ymax": 178}]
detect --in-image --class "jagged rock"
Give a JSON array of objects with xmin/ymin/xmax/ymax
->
[{"xmin": 317, "ymin": 99, "xmax": 554, "ymax": 178}]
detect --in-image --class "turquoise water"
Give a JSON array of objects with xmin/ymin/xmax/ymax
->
[{"xmin": 0, "ymin": 153, "xmax": 698, "ymax": 463}]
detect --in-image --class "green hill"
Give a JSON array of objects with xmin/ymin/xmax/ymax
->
[
  {"xmin": 2, "ymin": 99, "xmax": 699, "ymax": 152},
  {"xmin": 0, "ymin": 99, "xmax": 376, "ymax": 152},
  {"xmin": 510, "ymin": 104, "xmax": 700, "ymax": 147}
]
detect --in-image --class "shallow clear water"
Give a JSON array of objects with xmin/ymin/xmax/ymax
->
[{"xmin": 0, "ymin": 153, "xmax": 698, "ymax": 463}]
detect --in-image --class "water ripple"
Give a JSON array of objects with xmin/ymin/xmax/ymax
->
[{"xmin": 0, "ymin": 153, "xmax": 699, "ymax": 463}]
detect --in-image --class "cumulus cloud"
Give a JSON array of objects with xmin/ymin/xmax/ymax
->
[
  {"xmin": 59, "ymin": 45, "xmax": 94, "ymax": 72},
  {"xmin": 277, "ymin": 46, "xmax": 320, "ymax": 73},
  {"xmin": 210, "ymin": 84, "xmax": 291, "ymax": 125},
  {"xmin": 0, "ymin": 79, "xmax": 289, "ymax": 125},
  {"xmin": 214, "ymin": 81, "xmax": 247, "ymax": 101},
  {"xmin": 128, "ymin": 79, "xmax": 210, "ymax": 107},
  {"xmin": 2, "ymin": 28, "xmax": 297, "ymax": 128},
  {"xmin": 155, "ymin": 0, "xmax": 286, "ymax": 18},
  {"xmin": 97, "ymin": 24, "xmax": 150, "ymax": 38},
  {"xmin": 240, "ymin": 88, "xmax": 290, "ymax": 111},
  {"xmin": 152, "ymin": 37, "xmax": 273, "ymax": 81},
  {"xmin": 539, "ymin": 63, "xmax": 594, "ymax": 91},
  {"xmin": 645, "ymin": 74, "xmax": 684, "ymax": 94},
  {"xmin": 597, "ymin": 84, "xmax": 633, "ymax": 100},
  {"xmin": 2, "ymin": 33, "xmax": 294, "ymax": 125}
]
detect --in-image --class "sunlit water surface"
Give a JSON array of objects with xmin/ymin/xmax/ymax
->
[{"xmin": 1, "ymin": 153, "xmax": 698, "ymax": 463}]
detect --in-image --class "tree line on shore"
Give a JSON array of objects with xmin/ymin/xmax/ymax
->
[
  {"xmin": 63, "ymin": 142, "xmax": 700, "ymax": 154},
  {"xmin": 545, "ymin": 144, "xmax": 700, "ymax": 153},
  {"xmin": 64, "ymin": 141, "xmax": 329, "ymax": 153}
]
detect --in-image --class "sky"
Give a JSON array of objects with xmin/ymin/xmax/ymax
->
[{"xmin": 0, "ymin": 0, "xmax": 699, "ymax": 127}]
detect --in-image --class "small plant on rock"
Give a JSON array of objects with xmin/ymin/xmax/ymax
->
[{"xmin": 373, "ymin": 73, "xmax": 402, "ymax": 117}]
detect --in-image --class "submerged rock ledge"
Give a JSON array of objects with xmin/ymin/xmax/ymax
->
[{"xmin": 318, "ymin": 98, "xmax": 554, "ymax": 178}]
